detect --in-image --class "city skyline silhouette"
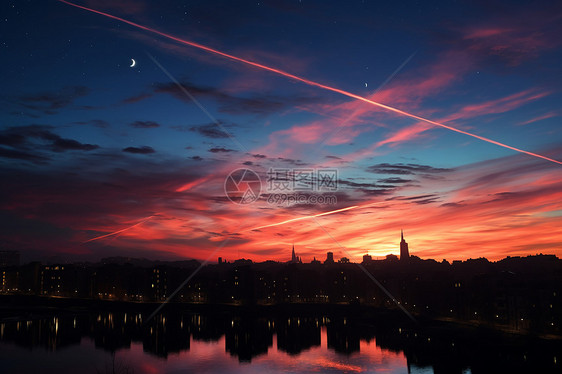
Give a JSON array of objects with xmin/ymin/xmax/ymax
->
[{"xmin": 2, "ymin": 0, "xmax": 562, "ymax": 372}]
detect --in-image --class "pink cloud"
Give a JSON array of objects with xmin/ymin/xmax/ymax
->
[
  {"xmin": 3, "ymin": 146, "xmax": 562, "ymax": 263},
  {"xmin": 253, "ymin": 49, "xmax": 474, "ymax": 160},
  {"xmin": 342, "ymin": 88, "xmax": 552, "ymax": 159},
  {"xmin": 443, "ymin": 90, "xmax": 550, "ymax": 124},
  {"xmin": 459, "ymin": 8, "xmax": 562, "ymax": 66},
  {"xmin": 518, "ymin": 112, "xmax": 558, "ymax": 126}
]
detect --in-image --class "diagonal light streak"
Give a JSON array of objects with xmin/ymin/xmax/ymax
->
[
  {"xmin": 318, "ymin": 50, "xmax": 418, "ymax": 147},
  {"xmin": 83, "ymin": 215, "xmax": 156, "ymax": 243},
  {"xmin": 146, "ymin": 52, "xmax": 250, "ymax": 154},
  {"xmin": 58, "ymin": 0, "xmax": 562, "ymax": 165},
  {"xmin": 146, "ymin": 221, "xmax": 247, "ymax": 323},
  {"xmin": 247, "ymin": 199, "xmax": 396, "ymax": 232},
  {"xmin": 248, "ymin": 205, "xmax": 359, "ymax": 231},
  {"xmin": 312, "ymin": 216, "xmax": 417, "ymax": 323}
]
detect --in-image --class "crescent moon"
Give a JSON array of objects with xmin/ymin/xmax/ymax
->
[{"xmin": 130, "ymin": 59, "xmax": 136, "ymax": 68}]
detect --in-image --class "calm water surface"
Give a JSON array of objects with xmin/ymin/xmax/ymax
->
[
  {"xmin": 0, "ymin": 310, "xmax": 557, "ymax": 373},
  {"xmin": 1, "ymin": 327, "xmax": 419, "ymax": 373}
]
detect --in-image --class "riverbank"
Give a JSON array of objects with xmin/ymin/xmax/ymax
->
[{"xmin": 1, "ymin": 294, "xmax": 561, "ymax": 342}]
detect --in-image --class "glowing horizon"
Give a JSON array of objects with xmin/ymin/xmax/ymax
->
[{"xmin": 2, "ymin": 1, "xmax": 561, "ymax": 264}]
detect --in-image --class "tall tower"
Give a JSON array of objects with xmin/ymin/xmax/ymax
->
[
  {"xmin": 291, "ymin": 244, "xmax": 301, "ymax": 263},
  {"xmin": 400, "ymin": 230, "xmax": 409, "ymax": 262}
]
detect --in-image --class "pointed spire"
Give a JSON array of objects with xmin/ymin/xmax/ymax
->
[
  {"xmin": 291, "ymin": 243, "xmax": 296, "ymax": 262},
  {"xmin": 400, "ymin": 229, "xmax": 409, "ymax": 261}
]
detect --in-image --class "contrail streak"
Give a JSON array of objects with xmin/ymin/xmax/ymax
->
[
  {"xmin": 318, "ymin": 50, "xmax": 417, "ymax": 147},
  {"xmin": 248, "ymin": 199, "xmax": 398, "ymax": 232},
  {"xmin": 248, "ymin": 205, "xmax": 359, "ymax": 231},
  {"xmin": 83, "ymin": 215, "xmax": 155, "ymax": 243},
  {"xmin": 58, "ymin": 0, "xmax": 562, "ymax": 165}
]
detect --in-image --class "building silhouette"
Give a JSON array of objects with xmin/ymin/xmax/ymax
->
[
  {"xmin": 1, "ymin": 249, "xmax": 561, "ymax": 338},
  {"xmin": 400, "ymin": 230, "xmax": 409, "ymax": 262},
  {"xmin": 290, "ymin": 245, "xmax": 302, "ymax": 264},
  {"xmin": 362, "ymin": 254, "xmax": 373, "ymax": 264},
  {"xmin": 325, "ymin": 252, "xmax": 334, "ymax": 264}
]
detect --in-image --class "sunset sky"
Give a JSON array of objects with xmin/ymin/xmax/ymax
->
[{"xmin": 1, "ymin": 0, "xmax": 562, "ymax": 263}]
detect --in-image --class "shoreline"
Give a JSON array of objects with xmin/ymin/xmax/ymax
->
[{"xmin": 1, "ymin": 294, "xmax": 561, "ymax": 341}]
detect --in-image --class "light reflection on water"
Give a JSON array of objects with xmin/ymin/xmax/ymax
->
[
  {"xmin": 0, "ymin": 310, "xmax": 559, "ymax": 373},
  {"xmin": 115, "ymin": 327, "xmax": 408, "ymax": 374},
  {"xmin": 1, "ymin": 326, "xmax": 410, "ymax": 374},
  {"xmin": 0, "ymin": 313, "xmax": 408, "ymax": 374}
]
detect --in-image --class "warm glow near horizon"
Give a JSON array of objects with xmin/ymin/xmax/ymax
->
[{"xmin": 1, "ymin": 0, "xmax": 562, "ymax": 264}]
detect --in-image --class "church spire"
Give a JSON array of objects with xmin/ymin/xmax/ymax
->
[
  {"xmin": 291, "ymin": 243, "xmax": 301, "ymax": 263},
  {"xmin": 291, "ymin": 243, "xmax": 296, "ymax": 263}
]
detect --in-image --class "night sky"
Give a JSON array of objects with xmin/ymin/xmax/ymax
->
[{"xmin": 1, "ymin": 0, "xmax": 562, "ymax": 263}]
